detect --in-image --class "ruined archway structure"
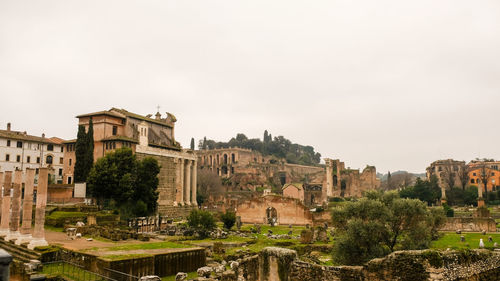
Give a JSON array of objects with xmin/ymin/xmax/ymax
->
[
  {"xmin": 324, "ymin": 158, "xmax": 381, "ymax": 198},
  {"xmin": 236, "ymin": 195, "xmax": 329, "ymax": 226}
]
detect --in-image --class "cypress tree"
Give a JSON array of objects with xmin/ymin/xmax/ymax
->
[
  {"xmin": 74, "ymin": 125, "xmax": 87, "ymax": 182},
  {"xmin": 202, "ymin": 136, "xmax": 207, "ymax": 149},
  {"xmin": 85, "ymin": 118, "xmax": 94, "ymax": 179},
  {"xmin": 190, "ymin": 138, "xmax": 195, "ymax": 150}
]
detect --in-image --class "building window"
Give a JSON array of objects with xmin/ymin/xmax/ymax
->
[
  {"xmin": 68, "ymin": 177, "xmax": 72, "ymax": 184},
  {"xmin": 27, "ymin": 156, "xmax": 30, "ymax": 163},
  {"xmin": 60, "ymin": 146, "xmax": 64, "ymax": 152},
  {"xmin": 46, "ymin": 155, "xmax": 53, "ymax": 164},
  {"xmin": 6, "ymin": 140, "xmax": 10, "ymax": 147},
  {"xmin": 59, "ymin": 157, "xmax": 64, "ymax": 164},
  {"xmin": 471, "ymin": 179, "xmax": 475, "ymax": 184},
  {"xmin": 69, "ymin": 159, "xmax": 72, "ymax": 166},
  {"xmin": 5, "ymin": 154, "xmax": 10, "ymax": 161},
  {"xmin": 16, "ymin": 141, "xmax": 23, "ymax": 148},
  {"xmin": 112, "ymin": 126, "xmax": 117, "ymax": 135},
  {"xmin": 47, "ymin": 144, "xmax": 54, "ymax": 151},
  {"xmin": 36, "ymin": 157, "xmax": 40, "ymax": 164},
  {"xmin": 16, "ymin": 155, "xmax": 20, "ymax": 162},
  {"xmin": 35, "ymin": 168, "xmax": 39, "ymax": 174},
  {"xmin": 58, "ymin": 169, "xmax": 63, "ymax": 176},
  {"xmin": 473, "ymin": 173, "xmax": 476, "ymax": 176}
]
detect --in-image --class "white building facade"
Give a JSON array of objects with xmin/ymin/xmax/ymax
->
[{"xmin": 0, "ymin": 123, "xmax": 65, "ymax": 183}]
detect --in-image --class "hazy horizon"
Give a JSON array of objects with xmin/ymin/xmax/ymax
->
[{"xmin": 1, "ymin": 0, "xmax": 499, "ymax": 174}]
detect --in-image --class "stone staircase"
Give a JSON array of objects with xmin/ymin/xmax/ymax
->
[{"xmin": 0, "ymin": 238, "xmax": 41, "ymax": 263}]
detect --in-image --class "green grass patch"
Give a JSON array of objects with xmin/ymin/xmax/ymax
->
[
  {"xmin": 185, "ymin": 235, "xmax": 253, "ymax": 245},
  {"xmin": 106, "ymin": 241, "xmax": 191, "ymax": 251},
  {"xmin": 239, "ymin": 224, "xmax": 305, "ymax": 236},
  {"xmin": 101, "ymin": 253, "xmax": 153, "ymax": 261},
  {"xmin": 431, "ymin": 232, "xmax": 500, "ymax": 250},
  {"xmin": 42, "ymin": 262, "xmax": 103, "ymax": 281},
  {"xmin": 46, "ymin": 211, "xmax": 86, "ymax": 219}
]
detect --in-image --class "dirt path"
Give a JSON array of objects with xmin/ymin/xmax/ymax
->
[{"xmin": 45, "ymin": 229, "xmax": 163, "ymax": 251}]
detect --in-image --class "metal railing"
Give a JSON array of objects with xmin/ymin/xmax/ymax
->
[
  {"xmin": 102, "ymin": 267, "xmax": 140, "ymax": 281},
  {"xmin": 42, "ymin": 261, "xmax": 116, "ymax": 281}
]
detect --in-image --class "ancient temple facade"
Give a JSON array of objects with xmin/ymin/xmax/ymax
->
[{"xmin": 63, "ymin": 108, "xmax": 197, "ymax": 216}]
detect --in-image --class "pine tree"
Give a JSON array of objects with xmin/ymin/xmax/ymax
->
[{"xmin": 190, "ymin": 138, "xmax": 195, "ymax": 150}]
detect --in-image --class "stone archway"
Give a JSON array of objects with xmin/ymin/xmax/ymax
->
[{"xmin": 266, "ymin": 207, "xmax": 278, "ymax": 226}]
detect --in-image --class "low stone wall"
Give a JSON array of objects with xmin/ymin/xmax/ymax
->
[
  {"xmin": 75, "ymin": 225, "xmax": 148, "ymax": 241},
  {"xmin": 58, "ymin": 247, "xmax": 205, "ymax": 279},
  {"xmin": 159, "ymin": 205, "xmax": 195, "ymax": 219},
  {"xmin": 223, "ymin": 247, "xmax": 500, "ymax": 281},
  {"xmin": 440, "ymin": 217, "xmax": 497, "ymax": 232}
]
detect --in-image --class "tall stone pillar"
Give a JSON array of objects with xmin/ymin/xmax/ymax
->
[
  {"xmin": 0, "ymin": 172, "xmax": 12, "ymax": 235},
  {"xmin": 18, "ymin": 169, "xmax": 35, "ymax": 244},
  {"xmin": 191, "ymin": 160, "xmax": 197, "ymax": 206},
  {"xmin": 0, "ymin": 172, "xmax": 3, "ymax": 222},
  {"xmin": 0, "ymin": 172, "xmax": 9, "ymax": 235},
  {"xmin": 177, "ymin": 158, "xmax": 184, "ymax": 206},
  {"xmin": 6, "ymin": 170, "xmax": 22, "ymax": 241},
  {"xmin": 28, "ymin": 168, "xmax": 48, "ymax": 249},
  {"xmin": 184, "ymin": 160, "xmax": 191, "ymax": 206},
  {"xmin": 477, "ymin": 182, "xmax": 485, "ymax": 207},
  {"xmin": 325, "ymin": 158, "xmax": 333, "ymax": 197}
]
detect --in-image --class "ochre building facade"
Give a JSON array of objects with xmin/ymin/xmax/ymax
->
[{"xmin": 63, "ymin": 108, "xmax": 197, "ymax": 217}]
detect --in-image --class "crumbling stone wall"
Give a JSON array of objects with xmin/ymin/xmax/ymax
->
[
  {"xmin": 227, "ymin": 248, "xmax": 500, "ymax": 281},
  {"xmin": 440, "ymin": 217, "xmax": 497, "ymax": 232}
]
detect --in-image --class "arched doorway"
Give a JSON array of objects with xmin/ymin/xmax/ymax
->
[{"xmin": 266, "ymin": 207, "xmax": 278, "ymax": 226}]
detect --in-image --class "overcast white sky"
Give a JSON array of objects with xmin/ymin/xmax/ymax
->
[{"xmin": 1, "ymin": 0, "xmax": 499, "ymax": 173}]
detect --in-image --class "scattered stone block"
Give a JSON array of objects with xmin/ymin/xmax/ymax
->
[
  {"xmin": 213, "ymin": 242, "xmax": 225, "ymax": 254},
  {"xmin": 460, "ymin": 235, "xmax": 465, "ymax": 242},
  {"xmin": 236, "ymin": 216, "xmax": 242, "ymax": 230},
  {"xmin": 300, "ymin": 229, "xmax": 313, "ymax": 244},
  {"xmin": 214, "ymin": 264, "xmax": 225, "ymax": 274},
  {"xmin": 175, "ymin": 272, "xmax": 188, "ymax": 281},
  {"xmin": 197, "ymin": 266, "xmax": 213, "ymax": 278},
  {"xmin": 229, "ymin": 261, "xmax": 239, "ymax": 271},
  {"xmin": 139, "ymin": 276, "xmax": 161, "ymax": 281},
  {"xmin": 316, "ymin": 228, "xmax": 328, "ymax": 243}
]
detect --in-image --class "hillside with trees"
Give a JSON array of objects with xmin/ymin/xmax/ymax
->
[{"xmin": 198, "ymin": 130, "xmax": 321, "ymax": 166}]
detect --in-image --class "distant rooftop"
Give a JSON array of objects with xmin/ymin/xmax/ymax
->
[{"xmin": 0, "ymin": 123, "xmax": 64, "ymax": 144}]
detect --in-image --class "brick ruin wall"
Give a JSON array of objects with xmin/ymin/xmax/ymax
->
[{"xmin": 236, "ymin": 195, "xmax": 324, "ymax": 226}]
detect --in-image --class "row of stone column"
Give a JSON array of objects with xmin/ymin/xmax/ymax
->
[
  {"xmin": 175, "ymin": 159, "xmax": 197, "ymax": 206},
  {"xmin": 0, "ymin": 168, "xmax": 48, "ymax": 249}
]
